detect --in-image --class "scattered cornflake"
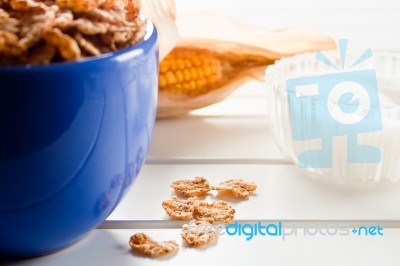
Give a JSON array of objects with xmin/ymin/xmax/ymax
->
[
  {"xmin": 193, "ymin": 200, "xmax": 235, "ymax": 224},
  {"xmin": 161, "ymin": 196, "xmax": 200, "ymax": 220},
  {"xmin": 170, "ymin": 177, "xmax": 211, "ymax": 197},
  {"xmin": 129, "ymin": 233, "xmax": 179, "ymax": 257},
  {"xmin": 181, "ymin": 220, "xmax": 218, "ymax": 247},
  {"xmin": 212, "ymin": 179, "xmax": 257, "ymax": 198}
]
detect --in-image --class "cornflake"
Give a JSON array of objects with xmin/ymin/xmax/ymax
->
[
  {"xmin": 181, "ymin": 220, "xmax": 218, "ymax": 247},
  {"xmin": 193, "ymin": 200, "xmax": 235, "ymax": 224},
  {"xmin": 212, "ymin": 179, "xmax": 257, "ymax": 198},
  {"xmin": 129, "ymin": 233, "xmax": 179, "ymax": 257},
  {"xmin": 170, "ymin": 177, "xmax": 211, "ymax": 197},
  {"xmin": 161, "ymin": 196, "xmax": 199, "ymax": 220}
]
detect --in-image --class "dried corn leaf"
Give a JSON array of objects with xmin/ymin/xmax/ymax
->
[
  {"xmin": 156, "ymin": 9, "xmax": 336, "ymax": 118},
  {"xmin": 176, "ymin": 12, "xmax": 336, "ymax": 57},
  {"xmin": 141, "ymin": 0, "xmax": 179, "ymax": 60}
]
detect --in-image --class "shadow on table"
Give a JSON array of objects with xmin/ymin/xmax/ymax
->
[{"xmin": 0, "ymin": 230, "xmax": 127, "ymax": 266}]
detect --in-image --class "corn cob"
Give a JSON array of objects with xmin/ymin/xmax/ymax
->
[
  {"xmin": 159, "ymin": 46, "xmax": 275, "ymax": 98},
  {"xmin": 157, "ymin": 26, "xmax": 336, "ymax": 118}
]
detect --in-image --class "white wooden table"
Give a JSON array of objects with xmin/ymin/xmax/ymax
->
[{"xmin": 3, "ymin": 1, "xmax": 400, "ymax": 265}]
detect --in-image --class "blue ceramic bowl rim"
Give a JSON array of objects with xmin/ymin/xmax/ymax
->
[{"xmin": 0, "ymin": 19, "xmax": 156, "ymax": 73}]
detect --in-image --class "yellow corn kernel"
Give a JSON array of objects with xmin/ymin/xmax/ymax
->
[
  {"xmin": 159, "ymin": 60, "xmax": 169, "ymax": 73},
  {"xmin": 183, "ymin": 69, "xmax": 191, "ymax": 81},
  {"xmin": 165, "ymin": 71, "xmax": 176, "ymax": 85},
  {"xmin": 190, "ymin": 68, "xmax": 198, "ymax": 80},
  {"xmin": 176, "ymin": 59, "xmax": 185, "ymax": 70},
  {"xmin": 191, "ymin": 56, "xmax": 201, "ymax": 67},
  {"xmin": 207, "ymin": 75, "xmax": 217, "ymax": 85},
  {"xmin": 196, "ymin": 79, "xmax": 206, "ymax": 89},
  {"xmin": 182, "ymin": 83, "xmax": 190, "ymax": 91},
  {"xmin": 189, "ymin": 80, "xmax": 196, "ymax": 90},
  {"xmin": 175, "ymin": 70, "xmax": 184, "ymax": 83},
  {"xmin": 203, "ymin": 65, "xmax": 211, "ymax": 76},
  {"xmin": 159, "ymin": 75, "xmax": 166, "ymax": 88},
  {"xmin": 197, "ymin": 69, "xmax": 204, "ymax": 79}
]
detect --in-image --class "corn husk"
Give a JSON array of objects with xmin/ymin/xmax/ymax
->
[
  {"xmin": 140, "ymin": 0, "xmax": 179, "ymax": 60},
  {"xmin": 143, "ymin": 1, "xmax": 336, "ymax": 118}
]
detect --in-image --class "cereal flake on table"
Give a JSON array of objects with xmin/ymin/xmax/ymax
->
[
  {"xmin": 162, "ymin": 196, "xmax": 200, "ymax": 220},
  {"xmin": 129, "ymin": 233, "xmax": 179, "ymax": 257},
  {"xmin": 212, "ymin": 179, "xmax": 257, "ymax": 198},
  {"xmin": 181, "ymin": 220, "xmax": 218, "ymax": 247},
  {"xmin": 170, "ymin": 176, "xmax": 211, "ymax": 197}
]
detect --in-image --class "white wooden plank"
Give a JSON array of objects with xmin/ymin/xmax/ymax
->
[
  {"xmin": 229, "ymin": 80, "xmax": 268, "ymax": 97},
  {"xmin": 188, "ymin": 96, "xmax": 268, "ymax": 117},
  {"xmin": 188, "ymin": 80, "xmax": 269, "ymax": 117},
  {"xmin": 107, "ymin": 164, "xmax": 400, "ymax": 221},
  {"xmin": 148, "ymin": 117, "xmax": 286, "ymax": 160},
  {"xmin": 5, "ymin": 228, "xmax": 400, "ymax": 266}
]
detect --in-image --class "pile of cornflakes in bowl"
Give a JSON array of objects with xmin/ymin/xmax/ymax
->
[{"xmin": 0, "ymin": 0, "xmax": 145, "ymax": 66}]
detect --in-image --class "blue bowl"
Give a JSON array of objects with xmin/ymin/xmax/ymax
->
[{"xmin": 0, "ymin": 21, "xmax": 158, "ymax": 257}]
